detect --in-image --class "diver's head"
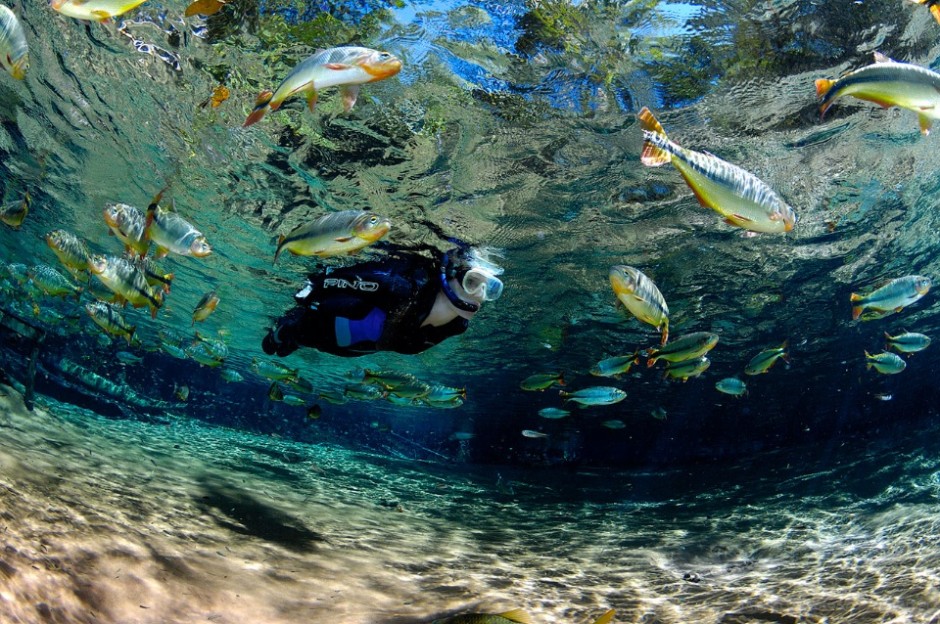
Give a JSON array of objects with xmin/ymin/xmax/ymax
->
[{"xmin": 441, "ymin": 247, "xmax": 505, "ymax": 313}]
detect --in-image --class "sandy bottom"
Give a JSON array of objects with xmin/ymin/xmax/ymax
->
[{"xmin": 1, "ymin": 386, "xmax": 940, "ymax": 623}]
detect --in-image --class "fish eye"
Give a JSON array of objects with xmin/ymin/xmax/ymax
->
[
  {"xmin": 369, "ymin": 216, "xmax": 379, "ymax": 224},
  {"xmin": 379, "ymin": 52, "xmax": 390, "ymax": 59}
]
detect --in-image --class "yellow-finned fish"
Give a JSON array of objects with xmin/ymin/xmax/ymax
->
[
  {"xmin": 134, "ymin": 256, "xmax": 174, "ymax": 293},
  {"xmin": 610, "ymin": 264, "xmax": 669, "ymax": 345},
  {"xmin": 664, "ymin": 355, "xmax": 710, "ymax": 381},
  {"xmin": 910, "ymin": 0, "xmax": 940, "ymax": 25},
  {"xmin": 646, "ymin": 332, "xmax": 719, "ymax": 367},
  {"xmin": 145, "ymin": 196, "xmax": 212, "ymax": 259},
  {"xmin": 639, "ymin": 107, "xmax": 797, "ymax": 234},
  {"xmin": 590, "ymin": 353, "xmax": 639, "ymax": 378},
  {"xmin": 185, "ymin": 0, "xmax": 227, "ymax": 17},
  {"xmin": 274, "ymin": 210, "xmax": 391, "ymax": 262},
  {"xmin": 85, "ymin": 301, "xmax": 135, "ymax": 344},
  {"xmin": 88, "ymin": 254, "xmax": 163, "ymax": 318},
  {"xmin": 103, "ymin": 202, "xmax": 149, "ymax": 257},
  {"xmin": 0, "ymin": 190, "xmax": 29, "ymax": 228},
  {"xmin": 0, "ymin": 5, "xmax": 27, "ymax": 80},
  {"xmin": 192, "ymin": 291, "xmax": 220, "ymax": 325},
  {"xmin": 244, "ymin": 46, "xmax": 402, "ymax": 126},
  {"xmin": 744, "ymin": 342, "xmax": 788, "ymax": 375},
  {"xmin": 884, "ymin": 331, "xmax": 931, "ymax": 354},
  {"xmin": 28, "ymin": 264, "xmax": 82, "ymax": 299},
  {"xmin": 816, "ymin": 52, "xmax": 940, "ymax": 135},
  {"xmin": 850, "ymin": 275, "xmax": 931, "ymax": 320},
  {"xmin": 865, "ymin": 350, "xmax": 906, "ymax": 375},
  {"xmin": 46, "ymin": 230, "xmax": 91, "ymax": 274},
  {"xmin": 520, "ymin": 371, "xmax": 565, "ymax": 391},
  {"xmin": 51, "ymin": 0, "xmax": 149, "ymax": 21}
]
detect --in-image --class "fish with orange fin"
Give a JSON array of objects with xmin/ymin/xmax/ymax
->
[
  {"xmin": 850, "ymin": 275, "xmax": 931, "ymax": 320},
  {"xmin": 185, "ymin": 0, "xmax": 227, "ymax": 17},
  {"xmin": 910, "ymin": 0, "xmax": 940, "ymax": 25},
  {"xmin": 51, "ymin": 0, "xmax": 149, "ymax": 21},
  {"xmin": 638, "ymin": 107, "xmax": 797, "ymax": 234},
  {"xmin": 816, "ymin": 52, "xmax": 940, "ymax": 135},
  {"xmin": 144, "ymin": 192, "xmax": 212, "ymax": 259},
  {"xmin": 88, "ymin": 255, "xmax": 163, "ymax": 318},
  {"xmin": 244, "ymin": 46, "xmax": 402, "ymax": 127},
  {"xmin": 192, "ymin": 291, "xmax": 220, "ymax": 325},
  {"xmin": 104, "ymin": 202, "xmax": 150, "ymax": 257}
]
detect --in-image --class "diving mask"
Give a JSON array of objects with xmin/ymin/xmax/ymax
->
[{"xmin": 461, "ymin": 268, "xmax": 504, "ymax": 301}]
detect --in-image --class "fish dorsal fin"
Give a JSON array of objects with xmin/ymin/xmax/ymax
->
[
  {"xmin": 873, "ymin": 51, "xmax": 894, "ymax": 64},
  {"xmin": 497, "ymin": 610, "xmax": 533, "ymax": 624}
]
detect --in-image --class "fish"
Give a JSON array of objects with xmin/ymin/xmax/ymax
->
[
  {"xmin": 646, "ymin": 332, "xmax": 719, "ymax": 367},
  {"xmin": 146, "ymin": 197, "xmax": 212, "ymax": 258},
  {"xmin": 744, "ymin": 342, "xmax": 789, "ymax": 375},
  {"xmin": 135, "ymin": 257, "xmax": 174, "ymax": 294},
  {"xmin": 884, "ymin": 331, "xmax": 931, "ymax": 354},
  {"xmin": 192, "ymin": 291, "xmax": 220, "ymax": 325},
  {"xmin": 865, "ymin": 350, "xmax": 907, "ymax": 375},
  {"xmin": 602, "ymin": 419, "xmax": 627, "ymax": 430},
  {"xmin": 559, "ymin": 386, "xmax": 627, "ymax": 407},
  {"xmin": 520, "ymin": 372, "xmax": 565, "ymax": 391},
  {"xmin": 363, "ymin": 369, "xmax": 418, "ymax": 390},
  {"xmin": 175, "ymin": 384, "xmax": 190, "ymax": 402},
  {"xmin": 285, "ymin": 375, "xmax": 314, "ymax": 394},
  {"xmin": 252, "ymin": 358, "xmax": 298, "ymax": 381},
  {"xmin": 51, "ymin": 0, "xmax": 149, "ymax": 21},
  {"xmin": 651, "ymin": 407, "xmax": 668, "ymax": 420},
  {"xmin": 307, "ymin": 404, "xmax": 322, "ymax": 419},
  {"xmin": 268, "ymin": 382, "xmax": 284, "ymax": 401},
  {"xmin": 317, "ymin": 390, "xmax": 348, "ymax": 405},
  {"xmin": 185, "ymin": 0, "xmax": 227, "ymax": 18},
  {"xmin": 910, "ymin": 0, "xmax": 940, "ymax": 25},
  {"xmin": 274, "ymin": 210, "xmax": 391, "ymax": 262},
  {"xmin": 103, "ymin": 202, "xmax": 150, "ymax": 257},
  {"xmin": 816, "ymin": 52, "xmax": 940, "ymax": 135},
  {"xmin": 115, "ymin": 351, "xmax": 143, "ymax": 365},
  {"xmin": 425, "ymin": 396, "xmax": 465, "ymax": 409},
  {"xmin": 664, "ymin": 355, "xmax": 711, "ymax": 381},
  {"xmin": 639, "ymin": 107, "xmax": 797, "ymax": 233},
  {"xmin": 433, "ymin": 608, "xmax": 615, "ymax": 624},
  {"xmin": 219, "ymin": 368, "xmax": 243, "ymax": 383},
  {"xmin": 282, "ymin": 394, "xmax": 306, "ymax": 407},
  {"xmin": 609, "ymin": 265, "xmax": 669, "ymax": 345},
  {"xmin": 874, "ymin": 393, "xmax": 893, "ymax": 401},
  {"xmin": 46, "ymin": 230, "xmax": 91, "ymax": 275},
  {"xmin": 538, "ymin": 407, "xmax": 570, "ymax": 419},
  {"xmin": 188, "ymin": 341, "xmax": 224, "ymax": 367},
  {"xmin": 590, "ymin": 353, "xmax": 639, "ymax": 378},
  {"xmin": 88, "ymin": 255, "xmax": 163, "ymax": 318},
  {"xmin": 715, "ymin": 377, "xmax": 748, "ymax": 397},
  {"xmin": 521, "ymin": 430, "xmax": 549, "ymax": 439},
  {"xmin": 85, "ymin": 301, "xmax": 135, "ymax": 344},
  {"xmin": 850, "ymin": 275, "xmax": 931, "ymax": 320},
  {"xmin": 0, "ymin": 5, "xmax": 27, "ymax": 80},
  {"xmin": 161, "ymin": 343, "xmax": 188, "ymax": 359},
  {"xmin": 389, "ymin": 381, "xmax": 432, "ymax": 399},
  {"xmin": 0, "ymin": 191, "xmax": 29, "ymax": 228},
  {"xmin": 28, "ymin": 264, "xmax": 82, "ymax": 299},
  {"xmin": 244, "ymin": 46, "xmax": 403, "ymax": 126},
  {"xmin": 344, "ymin": 383, "xmax": 385, "ymax": 401},
  {"xmin": 426, "ymin": 384, "xmax": 467, "ymax": 402}
]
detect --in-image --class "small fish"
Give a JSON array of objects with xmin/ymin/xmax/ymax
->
[
  {"xmin": 103, "ymin": 202, "xmax": 149, "ymax": 257},
  {"xmin": 28, "ymin": 264, "xmax": 82, "ymax": 299},
  {"xmin": 538, "ymin": 407, "xmax": 570, "ymax": 419},
  {"xmin": 520, "ymin": 372, "xmax": 565, "ymax": 391},
  {"xmin": 425, "ymin": 396, "xmax": 465, "ymax": 409},
  {"xmin": 344, "ymin": 383, "xmax": 385, "ymax": 401},
  {"xmin": 268, "ymin": 382, "xmax": 284, "ymax": 401},
  {"xmin": 389, "ymin": 381, "xmax": 432, "ymax": 399},
  {"xmin": 910, "ymin": 0, "xmax": 940, "ymax": 25},
  {"xmin": 282, "ymin": 394, "xmax": 306, "ymax": 407},
  {"xmin": 865, "ymin": 350, "xmax": 906, "ymax": 375},
  {"xmin": 816, "ymin": 52, "xmax": 940, "ymax": 135},
  {"xmin": 274, "ymin": 210, "xmax": 391, "ymax": 262},
  {"xmin": 244, "ymin": 46, "xmax": 403, "ymax": 126},
  {"xmin": 285, "ymin": 375, "xmax": 314, "ymax": 394},
  {"xmin": 521, "ymin": 430, "xmax": 549, "ymax": 439},
  {"xmin": 185, "ymin": 0, "xmax": 227, "ymax": 18},
  {"xmin": 0, "ymin": 191, "xmax": 29, "ymax": 228},
  {"xmin": 873, "ymin": 392, "xmax": 893, "ymax": 401},
  {"xmin": 317, "ymin": 390, "xmax": 348, "ymax": 405},
  {"xmin": 646, "ymin": 332, "xmax": 719, "ymax": 367},
  {"xmin": 363, "ymin": 369, "xmax": 418, "ymax": 390},
  {"xmin": 664, "ymin": 355, "xmax": 710, "ymax": 381},
  {"xmin": 192, "ymin": 291, "xmax": 220, "ymax": 325},
  {"xmin": 559, "ymin": 386, "xmax": 627, "ymax": 407},
  {"xmin": 307, "ymin": 404, "xmax": 322, "ymax": 419},
  {"xmin": 744, "ymin": 342, "xmax": 789, "ymax": 375},
  {"xmin": 85, "ymin": 301, "xmax": 135, "ymax": 344},
  {"xmin": 135, "ymin": 257, "xmax": 174, "ymax": 294},
  {"xmin": 450, "ymin": 432, "xmax": 475, "ymax": 441},
  {"xmin": 46, "ymin": 230, "xmax": 91, "ymax": 274},
  {"xmin": 88, "ymin": 255, "xmax": 163, "ymax": 318},
  {"xmin": 161, "ymin": 343, "xmax": 188, "ymax": 359},
  {"xmin": 590, "ymin": 353, "xmax": 639, "ymax": 378},
  {"xmin": 426, "ymin": 384, "xmax": 467, "ymax": 402},
  {"xmin": 146, "ymin": 196, "xmax": 212, "ymax": 258},
  {"xmin": 115, "ymin": 351, "xmax": 143, "ymax": 365},
  {"xmin": 851, "ymin": 276, "xmax": 931, "ymax": 320},
  {"xmin": 188, "ymin": 341, "xmax": 224, "ymax": 367},
  {"xmin": 194, "ymin": 331, "xmax": 228, "ymax": 360},
  {"xmin": 884, "ymin": 331, "xmax": 931, "ymax": 354},
  {"xmin": 651, "ymin": 407, "xmax": 667, "ymax": 421},
  {"xmin": 639, "ymin": 107, "xmax": 797, "ymax": 233},
  {"xmin": 219, "ymin": 368, "xmax": 243, "ymax": 383},
  {"xmin": 602, "ymin": 419, "xmax": 627, "ymax": 430},
  {"xmin": 715, "ymin": 377, "xmax": 747, "ymax": 397},
  {"xmin": 252, "ymin": 357, "xmax": 298, "ymax": 381},
  {"xmin": 51, "ymin": 0, "xmax": 149, "ymax": 21},
  {"xmin": 175, "ymin": 384, "xmax": 190, "ymax": 402},
  {"xmin": 610, "ymin": 265, "xmax": 669, "ymax": 345},
  {"xmin": 0, "ymin": 6, "xmax": 27, "ymax": 80}
]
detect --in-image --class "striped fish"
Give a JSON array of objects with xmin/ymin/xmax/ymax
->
[
  {"xmin": 664, "ymin": 356, "xmax": 710, "ymax": 381},
  {"xmin": 88, "ymin": 255, "xmax": 163, "ymax": 318},
  {"xmin": 639, "ymin": 107, "xmax": 797, "ymax": 234},
  {"xmin": 103, "ymin": 202, "xmax": 149, "ymax": 257},
  {"xmin": 610, "ymin": 265, "xmax": 669, "ymax": 345},
  {"xmin": 816, "ymin": 52, "xmax": 940, "ymax": 135},
  {"xmin": 0, "ymin": 5, "xmax": 27, "ymax": 80},
  {"xmin": 850, "ymin": 275, "xmax": 931, "ymax": 320}
]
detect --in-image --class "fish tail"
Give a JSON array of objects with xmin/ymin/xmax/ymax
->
[
  {"xmin": 660, "ymin": 321, "xmax": 669, "ymax": 346},
  {"xmin": 125, "ymin": 325, "xmax": 136, "ymax": 345},
  {"xmin": 244, "ymin": 90, "xmax": 274, "ymax": 127},
  {"xmin": 815, "ymin": 79, "xmax": 836, "ymax": 117},
  {"xmin": 274, "ymin": 234, "xmax": 286, "ymax": 264},
  {"xmin": 646, "ymin": 350, "xmax": 658, "ymax": 368},
  {"xmin": 638, "ymin": 107, "xmax": 672, "ymax": 167}
]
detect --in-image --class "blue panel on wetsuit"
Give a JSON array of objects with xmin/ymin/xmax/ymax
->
[{"xmin": 335, "ymin": 308, "xmax": 387, "ymax": 347}]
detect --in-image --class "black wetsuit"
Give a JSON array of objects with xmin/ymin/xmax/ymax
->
[{"xmin": 262, "ymin": 252, "xmax": 469, "ymax": 357}]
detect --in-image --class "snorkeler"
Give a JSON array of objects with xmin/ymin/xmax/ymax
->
[{"xmin": 262, "ymin": 245, "xmax": 504, "ymax": 357}]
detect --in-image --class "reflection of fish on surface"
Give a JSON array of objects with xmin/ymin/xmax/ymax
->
[
  {"xmin": 274, "ymin": 210, "xmax": 391, "ymax": 262},
  {"xmin": 51, "ymin": 0, "xmax": 149, "ymax": 21},
  {"xmin": 590, "ymin": 353, "xmax": 639, "ymax": 378},
  {"xmin": 244, "ymin": 46, "xmax": 403, "ymax": 126},
  {"xmin": 816, "ymin": 52, "xmax": 940, "ymax": 135},
  {"xmin": 0, "ymin": 5, "xmax": 28, "ymax": 80},
  {"xmin": 45, "ymin": 358, "xmax": 172, "ymax": 415},
  {"xmin": 46, "ymin": 230, "xmax": 91, "ymax": 281},
  {"xmin": 639, "ymin": 107, "xmax": 797, "ymax": 234},
  {"xmin": 715, "ymin": 377, "xmax": 747, "ymax": 397}
]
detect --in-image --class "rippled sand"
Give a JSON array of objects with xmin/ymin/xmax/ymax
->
[{"xmin": 1, "ymin": 385, "xmax": 940, "ymax": 623}]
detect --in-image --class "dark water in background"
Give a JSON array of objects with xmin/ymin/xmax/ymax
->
[{"xmin": 3, "ymin": 1, "xmax": 940, "ymax": 619}]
